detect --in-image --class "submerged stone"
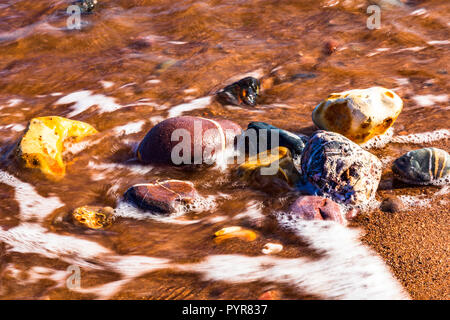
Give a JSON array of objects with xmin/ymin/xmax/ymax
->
[
  {"xmin": 300, "ymin": 131, "xmax": 382, "ymax": 207},
  {"xmin": 238, "ymin": 147, "xmax": 302, "ymax": 190},
  {"xmin": 216, "ymin": 77, "xmax": 261, "ymax": 106},
  {"xmin": 288, "ymin": 196, "xmax": 345, "ymax": 224},
  {"xmin": 72, "ymin": 206, "xmax": 114, "ymax": 229},
  {"xmin": 76, "ymin": 0, "xmax": 98, "ymax": 12},
  {"xmin": 312, "ymin": 87, "xmax": 403, "ymax": 143},
  {"xmin": 124, "ymin": 180, "xmax": 198, "ymax": 215},
  {"xmin": 137, "ymin": 116, "xmax": 242, "ymax": 166},
  {"xmin": 245, "ymin": 122, "xmax": 308, "ymax": 158},
  {"xmin": 392, "ymin": 147, "xmax": 450, "ymax": 186},
  {"xmin": 16, "ymin": 116, "xmax": 97, "ymax": 179},
  {"xmin": 214, "ymin": 226, "xmax": 258, "ymax": 244}
]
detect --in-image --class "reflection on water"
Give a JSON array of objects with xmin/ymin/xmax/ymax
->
[{"xmin": 0, "ymin": 0, "xmax": 449, "ymax": 299}]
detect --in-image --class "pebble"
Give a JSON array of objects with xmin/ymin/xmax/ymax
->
[
  {"xmin": 258, "ymin": 290, "xmax": 281, "ymax": 300},
  {"xmin": 76, "ymin": 0, "xmax": 98, "ymax": 12},
  {"xmin": 380, "ymin": 196, "xmax": 404, "ymax": 213},
  {"xmin": 71, "ymin": 206, "xmax": 114, "ymax": 229},
  {"xmin": 214, "ymin": 226, "xmax": 258, "ymax": 244},
  {"xmin": 245, "ymin": 122, "xmax": 308, "ymax": 158},
  {"xmin": 300, "ymin": 131, "xmax": 382, "ymax": 207},
  {"xmin": 216, "ymin": 77, "xmax": 261, "ymax": 106},
  {"xmin": 262, "ymin": 243, "xmax": 283, "ymax": 254},
  {"xmin": 124, "ymin": 180, "xmax": 198, "ymax": 215},
  {"xmin": 324, "ymin": 40, "xmax": 339, "ymax": 55},
  {"xmin": 16, "ymin": 116, "xmax": 97, "ymax": 179},
  {"xmin": 312, "ymin": 87, "xmax": 403, "ymax": 143},
  {"xmin": 392, "ymin": 148, "xmax": 450, "ymax": 186},
  {"xmin": 288, "ymin": 196, "xmax": 345, "ymax": 224},
  {"xmin": 238, "ymin": 147, "xmax": 302, "ymax": 190},
  {"xmin": 137, "ymin": 116, "xmax": 242, "ymax": 166}
]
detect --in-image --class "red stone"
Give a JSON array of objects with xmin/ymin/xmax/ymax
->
[
  {"xmin": 288, "ymin": 196, "xmax": 345, "ymax": 224},
  {"xmin": 124, "ymin": 180, "xmax": 198, "ymax": 215},
  {"xmin": 324, "ymin": 40, "xmax": 339, "ymax": 55},
  {"xmin": 137, "ymin": 116, "xmax": 242, "ymax": 166}
]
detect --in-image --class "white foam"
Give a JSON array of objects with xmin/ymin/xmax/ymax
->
[
  {"xmin": 100, "ymin": 81, "xmax": 114, "ymax": 89},
  {"xmin": 233, "ymin": 201, "xmax": 265, "ymax": 222},
  {"xmin": 112, "ymin": 121, "xmax": 146, "ymax": 136},
  {"xmin": 394, "ymin": 78, "xmax": 410, "ymax": 86},
  {"xmin": 55, "ymin": 90, "xmax": 123, "ymax": 117},
  {"xmin": 167, "ymin": 96, "xmax": 212, "ymax": 118},
  {"xmin": 180, "ymin": 220, "xmax": 408, "ymax": 299},
  {"xmin": 63, "ymin": 136, "xmax": 105, "ymax": 156},
  {"xmin": 391, "ymin": 129, "xmax": 450, "ymax": 144},
  {"xmin": 146, "ymin": 79, "xmax": 161, "ymax": 84},
  {"xmin": 427, "ymin": 40, "xmax": 450, "ymax": 46},
  {"xmin": 412, "ymin": 94, "xmax": 448, "ymax": 107},
  {"xmin": 410, "ymin": 8, "xmax": 427, "ymax": 16},
  {"xmin": 0, "ymin": 123, "xmax": 26, "ymax": 132},
  {"xmin": 8, "ymin": 99, "xmax": 23, "ymax": 107},
  {"xmin": 397, "ymin": 195, "xmax": 432, "ymax": 208},
  {"xmin": 361, "ymin": 127, "xmax": 394, "ymax": 149},
  {"xmin": 0, "ymin": 170, "xmax": 64, "ymax": 221},
  {"xmin": 367, "ymin": 48, "xmax": 390, "ymax": 57},
  {"xmin": 87, "ymin": 161, "xmax": 153, "ymax": 177}
]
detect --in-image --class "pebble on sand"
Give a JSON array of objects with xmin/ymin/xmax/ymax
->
[
  {"xmin": 300, "ymin": 131, "xmax": 382, "ymax": 207},
  {"xmin": 380, "ymin": 196, "xmax": 404, "ymax": 213},
  {"xmin": 312, "ymin": 87, "xmax": 403, "ymax": 143},
  {"xmin": 16, "ymin": 116, "xmax": 97, "ymax": 179},
  {"xmin": 124, "ymin": 180, "xmax": 198, "ymax": 215},
  {"xmin": 288, "ymin": 196, "xmax": 345, "ymax": 224},
  {"xmin": 262, "ymin": 243, "xmax": 283, "ymax": 254},
  {"xmin": 392, "ymin": 147, "xmax": 450, "ymax": 186}
]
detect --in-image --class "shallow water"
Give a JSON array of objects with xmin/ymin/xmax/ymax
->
[{"xmin": 0, "ymin": 0, "xmax": 449, "ymax": 299}]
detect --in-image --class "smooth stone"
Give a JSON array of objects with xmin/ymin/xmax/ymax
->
[
  {"xmin": 124, "ymin": 180, "xmax": 198, "ymax": 215},
  {"xmin": 288, "ymin": 196, "xmax": 345, "ymax": 224},
  {"xmin": 17, "ymin": 116, "xmax": 97, "ymax": 179},
  {"xmin": 245, "ymin": 122, "xmax": 308, "ymax": 158},
  {"xmin": 300, "ymin": 131, "xmax": 382, "ymax": 207},
  {"xmin": 214, "ymin": 226, "xmax": 258, "ymax": 244},
  {"xmin": 258, "ymin": 290, "xmax": 282, "ymax": 300},
  {"xmin": 380, "ymin": 196, "xmax": 404, "ymax": 213},
  {"xmin": 71, "ymin": 206, "xmax": 114, "ymax": 229},
  {"xmin": 312, "ymin": 87, "xmax": 403, "ymax": 143},
  {"xmin": 216, "ymin": 77, "xmax": 261, "ymax": 106},
  {"xmin": 137, "ymin": 116, "xmax": 242, "ymax": 166},
  {"xmin": 238, "ymin": 146, "xmax": 302, "ymax": 190},
  {"xmin": 262, "ymin": 243, "xmax": 283, "ymax": 255},
  {"xmin": 392, "ymin": 147, "xmax": 450, "ymax": 185}
]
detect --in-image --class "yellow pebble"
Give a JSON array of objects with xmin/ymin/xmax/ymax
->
[
  {"xmin": 214, "ymin": 227, "xmax": 258, "ymax": 244},
  {"xmin": 72, "ymin": 206, "xmax": 113, "ymax": 229},
  {"xmin": 17, "ymin": 116, "xmax": 97, "ymax": 179}
]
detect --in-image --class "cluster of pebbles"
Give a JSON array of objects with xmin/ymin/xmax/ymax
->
[{"xmin": 12, "ymin": 76, "xmax": 450, "ymax": 238}]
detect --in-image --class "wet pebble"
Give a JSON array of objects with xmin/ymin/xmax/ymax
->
[
  {"xmin": 71, "ymin": 206, "xmax": 114, "ymax": 229},
  {"xmin": 380, "ymin": 196, "xmax": 404, "ymax": 213},
  {"xmin": 300, "ymin": 131, "xmax": 382, "ymax": 207},
  {"xmin": 258, "ymin": 290, "xmax": 281, "ymax": 300},
  {"xmin": 237, "ymin": 147, "xmax": 302, "ymax": 191},
  {"xmin": 324, "ymin": 40, "xmax": 339, "ymax": 55},
  {"xmin": 288, "ymin": 196, "xmax": 345, "ymax": 224},
  {"xmin": 245, "ymin": 122, "xmax": 308, "ymax": 158},
  {"xmin": 124, "ymin": 180, "xmax": 198, "ymax": 215},
  {"xmin": 17, "ymin": 116, "xmax": 97, "ymax": 179},
  {"xmin": 262, "ymin": 243, "xmax": 283, "ymax": 255},
  {"xmin": 312, "ymin": 87, "xmax": 403, "ymax": 143},
  {"xmin": 214, "ymin": 226, "xmax": 258, "ymax": 244},
  {"xmin": 137, "ymin": 116, "xmax": 242, "ymax": 166},
  {"xmin": 76, "ymin": 0, "xmax": 98, "ymax": 12},
  {"xmin": 392, "ymin": 148, "xmax": 450, "ymax": 186},
  {"xmin": 216, "ymin": 77, "xmax": 261, "ymax": 106}
]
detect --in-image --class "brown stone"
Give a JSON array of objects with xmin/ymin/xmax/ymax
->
[
  {"xmin": 324, "ymin": 40, "xmax": 339, "ymax": 55},
  {"xmin": 380, "ymin": 196, "xmax": 404, "ymax": 213},
  {"xmin": 124, "ymin": 180, "xmax": 198, "ymax": 215},
  {"xmin": 288, "ymin": 196, "xmax": 345, "ymax": 225}
]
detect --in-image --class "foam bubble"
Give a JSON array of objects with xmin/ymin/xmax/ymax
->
[
  {"xmin": 168, "ymin": 96, "xmax": 212, "ymax": 118},
  {"xmin": 412, "ymin": 94, "xmax": 448, "ymax": 107},
  {"xmin": 391, "ymin": 129, "xmax": 450, "ymax": 144},
  {"xmin": 0, "ymin": 170, "xmax": 64, "ymax": 221},
  {"xmin": 55, "ymin": 90, "xmax": 123, "ymax": 117},
  {"xmin": 112, "ymin": 121, "xmax": 146, "ymax": 136}
]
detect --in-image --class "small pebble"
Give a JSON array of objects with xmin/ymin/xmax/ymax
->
[
  {"xmin": 262, "ymin": 243, "xmax": 283, "ymax": 255},
  {"xmin": 288, "ymin": 196, "xmax": 345, "ymax": 224},
  {"xmin": 380, "ymin": 196, "xmax": 404, "ymax": 213},
  {"xmin": 214, "ymin": 227, "xmax": 258, "ymax": 244},
  {"xmin": 216, "ymin": 77, "xmax": 261, "ymax": 106},
  {"xmin": 71, "ymin": 206, "xmax": 114, "ymax": 229},
  {"xmin": 258, "ymin": 290, "xmax": 281, "ymax": 300},
  {"xmin": 324, "ymin": 40, "xmax": 339, "ymax": 54}
]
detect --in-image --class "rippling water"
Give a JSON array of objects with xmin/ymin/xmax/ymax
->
[{"xmin": 0, "ymin": 0, "xmax": 449, "ymax": 300}]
